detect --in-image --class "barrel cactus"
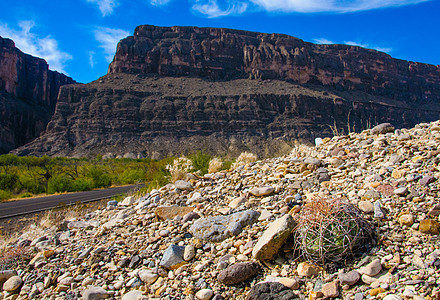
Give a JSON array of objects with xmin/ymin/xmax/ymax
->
[{"xmin": 293, "ymin": 199, "xmax": 374, "ymax": 265}]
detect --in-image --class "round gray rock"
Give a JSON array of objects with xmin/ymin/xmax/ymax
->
[{"xmin": 82, "ymin": 286, "xmax": 109, "ymax": 300}]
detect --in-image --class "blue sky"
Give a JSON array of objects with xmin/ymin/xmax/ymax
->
[{"xmin": 0, "ymin": 0, "xmax": 438, "ymax": 83}]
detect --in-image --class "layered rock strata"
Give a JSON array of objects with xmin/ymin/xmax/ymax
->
[
  {"xmin": 14, "ymin": 25, "xmax": 440, "ymax": 157},
  {"xmin": 0, "ymin": 36, "xmax": 75, "ymax": 153}
]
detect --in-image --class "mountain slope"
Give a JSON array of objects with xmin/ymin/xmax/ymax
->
[
  {"xmin": 0, "ymin": 36, "xmax": 75, "ymax": 153},
  {"xmin": 14, "ymin": 25, "xmax": 440, "ymax": 157}
]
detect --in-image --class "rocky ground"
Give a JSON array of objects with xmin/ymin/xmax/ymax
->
[{"xmin": 2, "ymin": 121, "xmax": 440, "ymax": 300}]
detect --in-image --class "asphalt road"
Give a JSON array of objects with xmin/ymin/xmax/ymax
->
[{"xmin": 0, "ymin": 185, "xmax": 140, "ymax": 219}]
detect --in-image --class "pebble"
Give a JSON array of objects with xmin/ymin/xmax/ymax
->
[
  {"xmin": 373, "ymin": 201, "xmax": 385, "ymax": 218},
  {"xmin": 174, "ymin": 180, "xmax": 194, "ymax": 190},
  {"xmin": 195, "ymin": 288, "xmax": 214, "ymax": 300},
  {"xmin": 338, "ymin": 270, "xmax": 360, "ymax": 285},
  {"xmin": 121, "ymin": 196, "xmax": 135, "ymax": 206},
  {"xmin": 399, "ymin": 214, "xmax": 414, "ymax": 226},
  {"xmin": 321, "ymin": 280, "xmax": 339, "ymax": 298},
  {"xmin": 358, "ymin": 201, "xmax": 374, "ymax": 213},
  {"xmin": 189, "ymin": 210, "xmax": 260, "ymax": 242},
  {"xmin": 2, "ymin": 275, "xmax": 22, "ymax": 292},
  {"xmin": 138, "ymin": 269, "xmax": 158, "ymax": 284},
  {"xmin": 419, "ymin": 219, "xmax": 440, "ymax": 234},
  {"xmin": 122, "ymin": 290, "xmax": 144, "ymax": 300},
  {"xmin": 297, "ymin": 262, "xmax": 320, "ymax": 277},
  {"xmin": 359, "ymin": 259, "xmax": 382, "ymax": 276},
  {"xmin": 184, "ymin": 244, "xmax": 196, "ymax": 261},
  {"xmin": 370, "ymin": 123, "xmax": 395, "ymax": 134},
  {"xmin": 383, "ymin": 295, "xmax": 402, "ymax": 300},
  {"xmin": 246, "ymin": 282, "xmax": 296, "ymax": 300},
  {"xmin": 4, "ymin": 120, "xmax": 440, "ymax": 299},
  {"xmin": 249, "ymin": 186, "xmax": 275, "ymax": 197},
  {"xmin": 159, "ymin": 244, "xmax": 186, "ymax": 270},
  {"xmin": 217, "ymin": 262, "xmax": 261, "ymax": 285},
  {"xmin": 82, "ymin": 286, "xmax": 108, "ymax": 300}
]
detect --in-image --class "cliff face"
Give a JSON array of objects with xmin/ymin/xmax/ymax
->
[
  {"xmin": 109, "ymin": 25, "xmax": 440, "ymax": 104},
  {"xmin": 14, "ymin": 25, "xmax": 440, "ymax": 157},
  {"xmin": 0, "ymin": 36, "xmax": 75, "ymax": 153}
]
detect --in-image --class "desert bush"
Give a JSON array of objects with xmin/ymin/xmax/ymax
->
[
  {"xmin": 189, "ymin": 151, "xmax": 211, "ymax": 175},
  {"xmin": 0, "ymin": 174, "xmax": 19, "ymax": 191},
  {"xmin": 232, "ymin": 151, "xmax": 257, "ymax": 169},
  {"xmin": 18, "ymin": 175, "xmax": 44, "ymax": 194},
  {"xmin": 0, "ymin": 189, "xmax": 11, "ymax": 201},
  {"xmin": 167, "ymin": 156, "xmax": 193, "ymax": 182},
  {"xmin": 118, "ymin": 169, "xmax": 145, "ymax": 184},
  {"xmin": 208, "ymin": 157, "xmax": 223, "ymax": 173},
  {"xmin": 86, "ymin": 167, "xmax": 112, "ymax": 188},
  {"xmin": 71, "ymin": 178, "xmax": 94, "ymax": 192},
  {"xmin": 18, "ymin": 192, "xmax": 33, "ymax": 198},
  {"xmin": 48, "ymin": 175, "xmax": 74, "ymax": 194},
  {"xmin": 293, "ymin": 199, "xmax": 374, "ymax": 265}
]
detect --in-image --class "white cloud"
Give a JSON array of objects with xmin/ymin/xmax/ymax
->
[
  {"xmin": 249, "ymin": 0, "xmax": 429, "ymax": 13},
  {"xmin": 86, "ymin": 0, "xmax": 119, "ymax": 16},
  {"xmin": 313, "ymin": 37, "xmax": 392, "ymax": 53},
  {"xmin": 89, "ymin": 51, "xmax": 96, "ymax": 68},
  {"xmin": 344, "ymin": 41, "xmax": 392, "ymax": 53},
  {"xmin": 150, "ymin": 0, "xmax": 173, "ymax": 6},
  {"xmin": 0, "ymin": 21, "xmax": 72, "ymax": 73},
  {"xmin": 94, "ymin": 27, "xmax": 130, "ymax": 62},
  {"xmin": 314, "ymin": 38, "xmax": 335, "ymax": 44},
  {"xmin": 192, "ymin": 0, "xmax": 248, "ymax": 17}
]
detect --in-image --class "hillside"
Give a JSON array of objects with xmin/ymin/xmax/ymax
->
[
  {"xmin": 0, "ymin": 36, "xmax": 75, "ymax": 154},
  {"xmin": 13, "ymin": 25, "xmax": 440, "ymax": 158},
  {"xmin": 2, "ymin": 121, "xmax": 440, "ymax": 299}
]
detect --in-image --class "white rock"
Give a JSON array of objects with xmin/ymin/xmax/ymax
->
[
  {"xmin": 228, "ymin": 197, "xmax": 247, "ymax": 209},
  {"xmin": 121, "ymin": 196, "xmax": 135, "ymax": 206},
  {"xmin": 138, "ymin": 269, "xmax": 158, "ymax": 284},
  {"xmin": 383, "ymin": 295, "xmax": 402, "ymax": 300},
  {"xmin": 249, "ymin": 186, "xmax": 275, "ymax": 197},
  {"xmin": 195, "ymin": 288, "xmax": 214, "ymax": 300},
  {"xmin": 122, "ymin": 290, "xmax": 144, "ymax": 300},
  {"xmin": 183, "ymin": 244, "xmax": 196, "ymax": 261}
]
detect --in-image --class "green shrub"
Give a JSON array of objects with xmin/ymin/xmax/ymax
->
[
  {"xmin": 18, "ymin": 192, "xmax": 33, "ymax": 198},
  {"xmin": 87, "ymin": 167, "xmax": 112, "ymax": 188},
  {"xmin": 118, "ymin": 169, "xmax": 145, "ymax": 184},
  {"xmin": 0, "ymin": 189, "xmax": 11, "ymax": 201},
  {"xmin": 48, "ymin": 175, "xmax": 73, "ymax": 194},
  {"xmin": 189, "ymin": 151, "xmax": 211, "ymax": 175},
  {"xmin": 0, "ymin": 174, "xmax": 19, "ymax": 191},
  {"xmin": 19, "ymin": 176, "xmax": 45, "ymax": 194},
  {"xmin": 71, "ymin": 178, "xmax": 94, "ymax": 191}
]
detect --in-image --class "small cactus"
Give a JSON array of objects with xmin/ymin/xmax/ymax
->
[{"xmin": 293, "ymin": 199, "xmax": 374, "ymax": 265}]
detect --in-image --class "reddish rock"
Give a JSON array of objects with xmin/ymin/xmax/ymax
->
[
  {"xmin": 12, "ymin": 25, "xmax": 440, "ymax": 157},
  {"xmin": 218, "ymin": 261, "xmax": 261, "ymax": 285},
  {"xmin": 154, "ymin": 206, "xmax": 194, "ymax": 220},
  {"xmin": 0, "ymin": 36, "xmax": 75, "ymax": 153}
]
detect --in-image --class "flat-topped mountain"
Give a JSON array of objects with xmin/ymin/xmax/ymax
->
[
  {"xmin": 13, "ymin": 25, "xmax": 440, "ymax": 157},
  {"xmin": 0, "ymin": 36, "xmax": 75, "ymax": 153}
]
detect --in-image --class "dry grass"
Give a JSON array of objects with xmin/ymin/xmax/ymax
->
[
  {"xmin": 293, "ymin": 199, "xmax": 374, "ymax": 266},
  {"xmin": 166, "ymin": 156, "xmax": 193, "ymax": 182},
  {"xmin": 232, "ymin": 152, "xmax": 257, "ymax": 169},
  {"xmin": 208, "ymin": 157, "xmax": 223, "ymax": 173}
]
